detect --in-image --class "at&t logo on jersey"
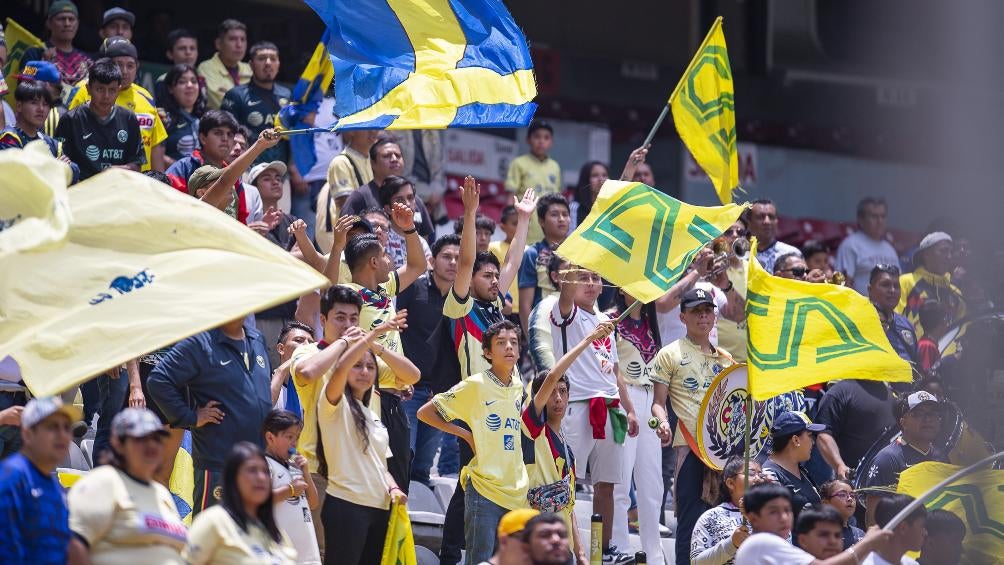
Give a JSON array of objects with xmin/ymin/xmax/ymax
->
[
  {"xmin": 85, "ymin": 145, "xmax": 100, "ymax": 161},
  {"xmin": 486, "ymin": 413, "xmax": 501, "ymax": 431}
]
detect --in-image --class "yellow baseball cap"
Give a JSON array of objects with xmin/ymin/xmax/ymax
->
[{"xmin": 497, "ymin": 508, "xmax": 540, "ymax": 538}]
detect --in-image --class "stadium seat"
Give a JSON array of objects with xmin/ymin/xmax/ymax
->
[
  {"xmin": 415, "ymin": 545, "xmax": 439, "ymax": 565},
  {"xmin": 429, "ymin": 476, "xmax": 456, "ymax": 510},
  {"xmin": 61, "ymin": 441, "xmax": 90, "ymax": 472},
  {"xmin": 408, "ymin": 480, "xmax": 445, "ymax": 514},
  {"xmin": 80, "ymin": 438, "xmax": 94, "ymax": 468}
]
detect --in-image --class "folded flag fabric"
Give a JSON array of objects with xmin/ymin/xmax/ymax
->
[
  {"xmin": 745, "ymin": 240, "xmax": 912, "ymax": 400},
  {"xmin": 381, "ymin": 502, "xmax": 417, "ymax": 565},
  {"xmin": 304, "ymin": 0, "xmax": 537, "ymax": 130},
  {"xmin": 557, "ymin": 180, "xmax": 744, "ymax": 303}
]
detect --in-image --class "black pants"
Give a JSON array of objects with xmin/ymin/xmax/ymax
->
[
  {"xmin": 323, "ymin": 495, "xmax": 389, "ymax": 565},
  {"xmin": 675, "ymin": 450, "xmax": 711, "ymax": 565},
  {"xmin": 194, "ymin": 467, "xmax": 224, "ymax": 515},
  {"xmin": 439, "ymin": 428, "xmax": 473, "ymax": 565},
  {"xmin": 380, "ymin": 392, "xmax": 412, "ymax": 494}
]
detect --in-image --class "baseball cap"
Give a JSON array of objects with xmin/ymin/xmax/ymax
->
[
  {"xmin": 770, "ymin": 411, "xmax": 825, "ymax": 437},
  {"xmin": 188, "ymin": 165, "xmax": 225, "ymax": 194},
  {"xmin": 248, "ymin": 161, "xmax": 288, "ymax": 185},
  {"xmin": 100, "ymin": 36, "xmax": 138, "ymax": 60},
  {"xmin": 917, "ymin": 232, "xmax": 952, "ymax": 253},
  {"xmin": 22, "ymin": 396, "xmax": 83, "ymax": 429},
  {"xmin": 497, "ymin": 508, "xmax": 540, "ymax": 538},
  {"xmin": 102, "ymin": 7, "xmax": 135, "ymax": 27},
  {"xmin": 112, "ymin": 408, "xmax": 169, "ymax": 438},
  {"xmin": 16, "ymin": 61, "xmax": 61, "ymax": 84},
  {"xmin": 905, "ymin": 390, "xmax": 939, "ymax": 412},
  {"xmin": 48, "ymin": 0, "xmax": 79, "ymax": 19},
  {"xmin": 681, "ymin": 287, "xmax": 715, "ymax": 311}
]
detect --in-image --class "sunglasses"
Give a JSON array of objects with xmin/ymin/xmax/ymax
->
[{"xmin": 781, "ymin": 267, "xmax": 808, "ymax": 278}]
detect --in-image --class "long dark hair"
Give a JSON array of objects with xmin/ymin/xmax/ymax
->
[
  {"xmin": 574, "ymin": 161, "xmax": 609, "ymax": 225},
  {"xmin": 717, "ymin": 455, "xmax": 746, "ymax": 505},
  {"xmin": 220, "ymin": 442, "xmax": 282, "ymax": 543},
  {"xmin": 613, "ymin": 290, "xmax": 662, "ymax": 347},
  {"xmin": 162, "ymin": 63, "xmax": 206, "ymax": 118},
  {"xmin": 345, "ymin": 350, "xmax": 376, "ymax": 453}
]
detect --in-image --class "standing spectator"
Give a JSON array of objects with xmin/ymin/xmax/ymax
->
[
  {"xmin": 417, "ymin": 320, "xmax": 531, "ymax": 565},
  {"xmin": 68, "ymin": 37, "xmax": 167, "ymax": 172},
  {"xmin": 517, "ymin": 194, "xmax": 571, "ymax": 336},
  {"xmin": 453, "ymin": 213, "xmax": 497, "ymax": 254},
  {"xmin": 158, "ymin": 63, "xmax": 204, "ymax": 166},
  {"xmin": 13, "ymin": 60, "xmax": 66, "ymax": 137},
  {"xmin": 570, "ymin": 160, "xmax": 608, "ymax": 230},
  {"xmin": 652, "ymin": 288, "xmax": 735, "ymax": 565},
  {"xmin": 744, "ymin": 199, "xmax": 801, "ymax": 273},
  {"xmin": 0, "ymin": 397, "xmax": 79, "ymax": 564},
  {"xmin": 269, "ymin": 322, "xmax": 315, "ymax": 414},
  {"xmin": 820, "ymin": 480, "xmax": 865, "ymax": 550},
  {"xmin": 154, "ymin": 29, "xmax": 201, "ymax": 105},
  {"xmin": 67, "ymin": 408, "xmax": 187, "ymax": 563},
  {"xmin": 861, "ymin": 392, "xmax": 946, "ymax": 527},
  {"xmin": 317, "ymin": 130, "xmax": 379, "ymax": 253},
  {"xmin": 506, "ymin": 119, "xmax": 561, "ymax": 242},
  {"xmin": 761, "ymin": 411, "xmax": 825, "ymax": 522},
  {"xmin": 869, "ymin": 264, "xmax": 919, "ymax": 370},
  {"xmin": 396, "ymin": 234, "xmax": 461, "ymax": 485},
  {"xmin": 198, "ymin": 19, "xmax": 251, "ymax": 110},
  {"xmin": 340, "ymin": 139, "xmax": 436, "ymax": 243},
  {"xmin": 835, "ymin": 198, "xmax": 900, "ymax": 294},
  {"xmin": 98, "ymin": 8, "xmax": 134, "ymax": 42},
  {"xmin": 317, "ymin": 311, "xmax": 409, "ymax": 565},
  {"xmin": 22, "ymin": 1, "xmax": 92, "ymax": 91},
  {"xmin": 690, "ymin": 456, "xmax": 763, "ymax": 565},
  {"xmin": 863, "ymin": 495, "xmax": 926, "ymax": 565},
  {"xmin": 184, "ymin": 129, "xmax": 281, "ymax": 222},
  {"xmin": 898, "ymin": 232, "xmax": 965, "ymax": 337},
  {"xmin": 56, "ymin": 58, "xmax": 144, "ymax": 179},
  {"xmin": 263, "ymin": 410, "xmax": 321, "ymax": 565},
  {"xmin": 147, "ymin": 318, "xmax": 274, "ymax": 515},
  {"xmin": 916, "ymin": 301, "xmax": 947, "ymax": 374},
  {"xmin": 550, "ymin": 264, "xmax": 636, "ymax": 564},
  {"xmin": 633, "ymin": 161, "xmax": 655, "ymax": 185},
  {"xmin": 396, "ymin": 130, "xmax": 446, "ymax": 221},
  {"xmin": 794, "ymin": 506, "xmax": 846, "ymax": 561},
  {"xmin": 375, "ymin": 177, "xmax": 434, "ymax": 268},
  {"xmin": 0, "ymin": 80, "xmax": 80, "ymax": 182},
  {"xmin": 221, "ymin": 41, "xmax": 291, "ymax": 169},
  {"xmin": 814, "ymin": 379, "xmax": 897, "ymax": 482},
  {"xmin": 183, "ymin": 442, "xmax": 297, "ymax": 564},
  {"xmin": 916, "ymin": 509, "xmax": 965, "ymax": 565},
  {"xmin": 490, "ymin": 205, "xmax": 522, "ymax": 320}
]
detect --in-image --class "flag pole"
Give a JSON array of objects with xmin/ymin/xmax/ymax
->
[
  {"xmin": 743, "ymin": 395, "xmax": 752, "ymax": 493},
  {"xmin": 884, "ymin": 451, "xmax": 1004, "ymax": 531},
  {"xmin": 615, "ymin": 299, "xmax": 643, "ymax": 323}
]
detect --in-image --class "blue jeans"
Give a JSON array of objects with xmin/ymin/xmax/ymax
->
[
  {"xmin": 402, "ymin": 386, "xmax": 442, "ymax": 484},
  {"xmin": 93, "ymin": 370, "xmax": 129, "ymax": 462},
  {"xmin": 463, "ymin": 479, "xmax": 508, "ymax": 565},
  {"xmin": 438, "ymin": 432, "xmax": 460, "ymax": 475}
]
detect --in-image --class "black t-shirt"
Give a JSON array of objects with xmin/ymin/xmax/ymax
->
[
  {"xmin": 161, "ymin": 108, "xmax": 200, "ymax": 161},
  {"xmin": 814, "ymin": 380, "xmax": 897, "ymax": 470},
  {"xmin": 257, "ymin": 213, "xmax": 298, "ymax": 321},
  {"xmin": 762, "ymin": 459, "xmax": 821, "ymax": 521},
  {"xmin": 396, "ymin": 272, "xmax": 459, "ymax": 393},
  {"xmin": 861, "ymin": 438, "xmax": 946, "ymax": 491},
  {"xmin": 55, "ymin": 104, "xmax": 145, "ymax": 180}
]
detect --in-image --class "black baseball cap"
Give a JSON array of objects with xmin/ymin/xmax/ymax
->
[
  {"xmin": 771, "ymin": 411, "xmax": 826, "ymax": 437},
  {"xmin": 680, "ymin": 287, "xmax": 715, "ymax": 311}
]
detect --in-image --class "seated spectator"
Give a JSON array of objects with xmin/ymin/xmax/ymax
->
[
  {"xmin": 917, "ymin": 509, "xmax": 965, "ymax": 565},
  {"xmin": 262, "ymin": 410, "xmax": 320, "ymax": 565},
  {"xmin": 198, "ymin": 19, "xmax": 251, "ymax": 110},
  {"xmin": 0, "ymin": 397, "xmax": 79, "ymax": 564},
  {"xmin": 795, "ymin": 506, "xmax": 845, "ymax": 561},
  {"xmin": 187, "ymin": 128, "xmax": 282, "ymax": 221},
  {"xmin": 21, "ymin": 1, "xmax": 92, "ymax": 90},
  {"xmin": 480, "ymin": 508, "xmax": 539, "ymax": 565},
  {"xmin": 802, "ymin": 240, "xmax": 833, "ymax": 278},
  {"xmin": 898, "ymin": 232, "xmax": 965, "ymax": 337},
  {"xmin": 819, "ymin": 480, "xmax": 864, "ymax": 550},
  {"xmin": 835, "ymin": 198, "xmax": 900, "ymax": 294},
  {"xmin": 869, "ymin": 264, "xmax": 918, "ymax": 374},
  {"xmin": 183, "ymin": 442, "xmax": 297, "ymax": 563},
  {"xmin": 98, "ymin": 8, "xmax": 134, "ymax": 42},
  {"xmin": 691, "ymin": 456, "xmax": 765, "ymax": 564},
  {"xmin": 762, "ymin": 412, "xmax": 825, "ymax": 523},
  {"xmin": 863, "ymin": 495, "xmax": 926, "ymax": 565},
  {"xmin": 67, "ymin": 408, "xmax": 186, "ymax": 563},
  {"xmin": 13, "ymin": 60, "xmax": 65, "ymax": 137},
  {"xmin": 520, "ymin": 512, "xmax": 574, "ymax": 565},
  {"xmin": 916, "ymin": 301, "xmax": 947, "ymax": 375},
  {"xmin": 159, "ymin": 63, "xmax": 205, "ymax": 166},
  {"xmin": 0, "ymin": 79, "xmax": 79, "ymax": 183},
  {"xmin": 155, "ymin": 29, "xmax": 202, "ymax": 106}
]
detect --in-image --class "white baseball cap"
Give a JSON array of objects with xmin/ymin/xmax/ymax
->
[{"xmin": 248, "ymin": 161, "xmax": 288, "ymax": 185}]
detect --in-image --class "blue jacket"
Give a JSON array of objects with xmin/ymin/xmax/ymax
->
[
  {"xmin": 148, "ymin": 325, "xmax": 272, "ymax": 471},
  {"xmin": 0, "ymin": 126, "xmax": 80, "ymax": 184}
]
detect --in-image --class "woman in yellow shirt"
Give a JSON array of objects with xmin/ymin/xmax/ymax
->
[{"xmin": 184, "ymin": 442, "xmax": 297, "ymax": 565}]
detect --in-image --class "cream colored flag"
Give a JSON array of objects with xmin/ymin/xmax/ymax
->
[{"xmin": 0, "ymin": 145, "xmax": 329, "ymax": 396}]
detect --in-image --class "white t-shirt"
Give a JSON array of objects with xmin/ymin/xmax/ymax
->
[
  {"xmin": 861, "ymin": 553, "xmax": 919, "ymax": 565},
  {"xmin": 834, "ymin": 231, "xmax": 901, "ymax": 294},
  {"xmin": 303, "ymin": 97, "xmax": 344, "ymax": 182},
  {"xmin": 550, "ymin": 301, "xmax": 619, "ymax": 402},
  {"xmin": 244, "ymin": 185, "xmax": 264, "ymax": 223},
  {"xmin": 734, "ymin": 532, "xmax": 814, "ymax": 564},
  {"xmin": 266, "ymin": 456, "xmax": 321, "ymax": 565},
  {"xmin": 656, "ymin": 281, "xmax": 726, "ymax": 347}
]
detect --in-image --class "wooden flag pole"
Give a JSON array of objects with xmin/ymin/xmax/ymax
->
[
  {"xmin": 615, "ymin": 299, "xmax": 643, "ymax": 323},
  {"xmin": 743, "ymin": 395, "xmax": 752, "ymax": 493}
]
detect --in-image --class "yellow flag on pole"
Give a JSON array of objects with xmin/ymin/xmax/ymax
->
[
  {"xmin": 0, "ymin": 144, "xmax": 330, "ymax": 397},
  {"xmin": 381, "ymin": 502, "xmax": 418, "ymax": 565},
  {"xmin": 669, "ymin": 16, "xmax": 738, "ymax": 204},
  {"xmin": 2, "ymin": 18, "xmax": 45, "ymax": 103},
  {"xmin": 745, "ymin": 240, "xmax": 911, "ymax": 400},
  {"xmin": 897, "ymin": 461, "xmax": 1004, "ymax": 564},
  {"xmin": 556, "ymin": 180, "xmax": 744, "ymax": 303}
]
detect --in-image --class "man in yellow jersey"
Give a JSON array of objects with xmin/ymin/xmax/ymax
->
[
  {"xmin": 418, "ymin": 320, "xmax": 530, "ymax": 564},
  {"xmin": 316, "ymin": 129, "xmax": 379, "ymax": 253},
  {"xmin": 67, "ymin": 37, "xmax": 166, "ymax": 171},
  {"xmin": 198, "ymin": 20, "xmax": 251, "ymax": 110}
]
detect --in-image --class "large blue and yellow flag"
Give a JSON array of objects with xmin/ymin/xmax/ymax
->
[
  {"xmin": 277, "ymin": 29, "xmax": 336, "ymax": 175},
  {"xmin": 669, "ymin": 17, "xmax": 738, "ymax": 205},
  {"xmin": 745, "ymin": 242, "xmax": 912, "ymax": 400},
  {"xmin": 304, "ymin": 0, "xmax": 537, "ymax": 130},
  {"xmin": 557, "ymin": 180, "xmax": 745, "ymax": 303}
]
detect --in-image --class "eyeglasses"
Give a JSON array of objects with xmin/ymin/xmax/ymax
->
[
  {"xmin": 724, "ymin": 228, "xmax": 744, "ymax": 237},
  {"xmin": 826, "ymin": 491, "xmax": 854, "ymax": 501}
]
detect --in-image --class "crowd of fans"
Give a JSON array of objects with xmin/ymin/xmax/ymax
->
[{"xmin": 0, "ymin": 4, "xmax": 997, "ymax": 565}]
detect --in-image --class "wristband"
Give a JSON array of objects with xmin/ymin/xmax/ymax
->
[
  {"xmin": 721, "ymin": 280, "xmax": 734, "ymax": 293},
  {"xmin": 389, "ymin": 485, "xmax": 402, "ymax": 494},
  {"xmin": 289, "ymin": 484, "xmax": 296, "ymax": 498},
  {"xmin": 403, "ymin": 227, "xmax": 418, "ymax": 235}
]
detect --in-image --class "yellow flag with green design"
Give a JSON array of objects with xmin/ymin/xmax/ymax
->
[
  {"xmin": 556, "ymin": 180, "xmax": 744, "ymax": 303},
  {"xmin": 746, "ymin": 241, "xmax": 912, "ymax": 400},
  {"xmin": 670, "ymin": 16, "xmax": 738, "ymax": 204}
]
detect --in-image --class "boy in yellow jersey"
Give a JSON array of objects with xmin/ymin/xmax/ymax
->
[
  {"xmin": 505, "ymin": 119, "xmax": 561, "ymax": 243},
  {"xmin": 523, "ymin": 319, "xmax": 615, "ymax": 565},
  {"xmin": 67, "ymin": 37, "xmax": 166, "ymax": 171},
  {"xmin": 489, "ymin": 205, "xmax": 522, "ymax": 319},
  {"xmin": 418, "ymin": 320, "xmax": 529, "ymax": 565}
]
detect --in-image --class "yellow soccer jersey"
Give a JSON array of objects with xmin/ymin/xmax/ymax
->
[
  {"xmin": 344, "ymin": 272, "xmax": 403, "ymax": 389},
  {"xmin": 505, "ymin": 153, "xmax": 561, "ymax": 242},
  {"xmin": 433, "ymin": 369, "xmax": 529, "ymax": 510},
  {"xmin": 650, "ymin": 338, "xmax": 734, "ymax": 448},
  {"xmin": 68, "ymin": 82, "xmax": 167, "ymax": 172},
  {"xmin": 489, "ymin": 240, "xmax": 521, "ymax": 314},
  {"xmin": 183, "ymin": 505, "xmax": 296, "ymax": 565},
  {"xmin": 443, "ymin": 289, "xmax": 508, "ymax": 380}
]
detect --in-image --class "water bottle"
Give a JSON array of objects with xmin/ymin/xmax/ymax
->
[
  {"xmin": 590, "ymin": 514, "xmax": 603, "ymax": 565},
  {"xmin": 288, "ymin": 447, "xmax": 303, "ymax": 499}
]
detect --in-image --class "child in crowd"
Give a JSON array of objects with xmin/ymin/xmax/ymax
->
[
  {"xmin": 916, "ymin": 300, "xmax": 947, "ymax": 374},
  {"xmin": 454, "ymin": 213, "xmax": 497, "ymax": 254},
  {"xmin": 490, "ymin": 205, "xmax": 522, "ymax": 318},
  {"xmin": 263, "ymin": 409, "xmax": 321, "ymax": 565},
  {"xmin": 506, "ymin": 119, "xmax": 562, "ymax": 243}
]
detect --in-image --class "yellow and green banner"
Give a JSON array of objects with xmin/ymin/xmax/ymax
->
[
  {"xmin": 2, "ymin": 18, "xmax": 44, "ymax": 102},
  {"xmin": 557, "ymin": 180, "xmax": 744, "ymax": 303},
  {"xmin": 745, "ymin": 242, "xmax": 912, "ymax": 399},
  {"xmin": 381, "ymin": 502, "xmax": 417, "ymax": 565},
  {"xmin": 669, "ymin": 16, "xmax": 738, "ymax": 204}
]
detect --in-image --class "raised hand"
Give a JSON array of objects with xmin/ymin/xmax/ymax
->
[
  {"xmin": 372, "ymin": 309, "xmax": 409, "ymax": 338},
  {"xmin": 262, "ymin": 207, "xmax": 282, "ymax": 231},
  {"xmin": 389, "ymin": 202, "xmax": 416, "ymax": 232},
  {"xmin": 589, "ymin": 321, "xmax": 616, "ymax": 342},
  {"xmin": 331, "ymin": 214, "xmax": 358, "ymax": 250},
  {"xmin": 288, "ymin": 218, "xmax": 307, "ymax": 238},
  {"xmin": 515, "ymin": 187, "xmax": 538, "ymax": 221},
  {"xmin": 461, "ymin": 175, "xmax": 480, "ymax": 214},
  {"xmin": 258, "ymin": 128, "xmax": 282, "ymax": 148}
]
